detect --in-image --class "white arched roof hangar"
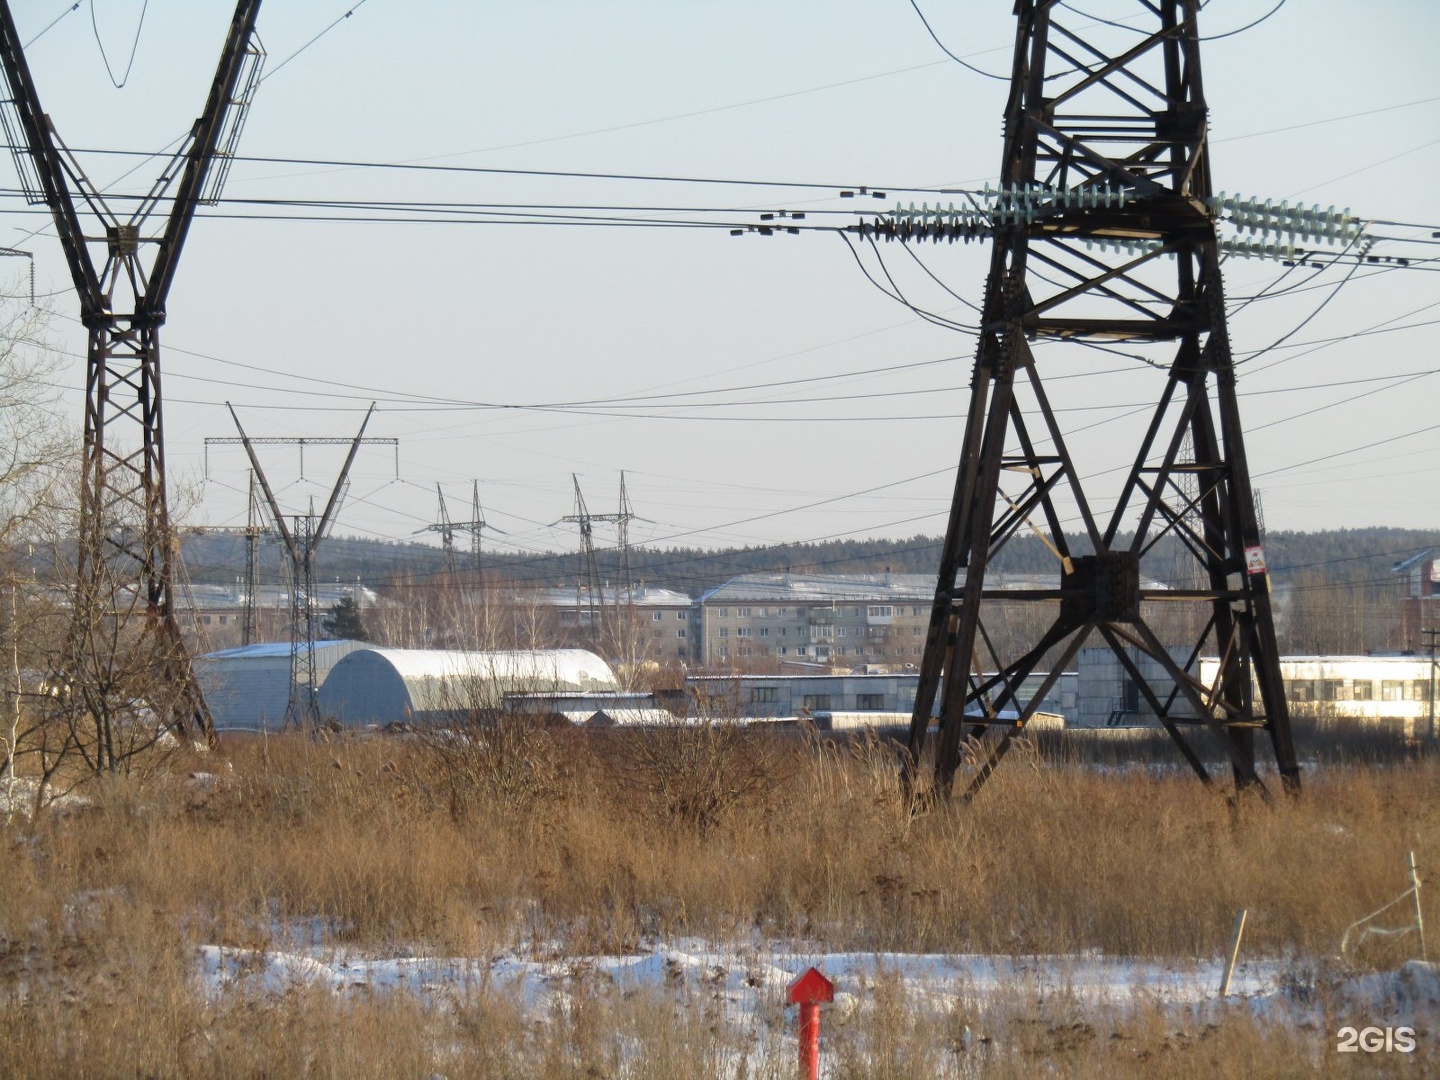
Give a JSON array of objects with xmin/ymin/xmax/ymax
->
[{"xmin": 316, "ymin": 648, "xmax": 619, "ymax": 727}]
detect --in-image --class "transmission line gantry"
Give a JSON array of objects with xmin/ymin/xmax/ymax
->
[
  {"xmin": 208, "ymin": 404, "xmax": 395, "ymax": 728},
  {"xmin": 899, "ymin": 0, "xmax": 1300, "ymax": 802},
  {"xmin": 0, "ymin": 0, "xmax": 266, "ymax": 742}
]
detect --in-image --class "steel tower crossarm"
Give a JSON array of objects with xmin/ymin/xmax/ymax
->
[{"xmin": 903, "ymin": 0, "xmax": 1299, "ymax": 801}]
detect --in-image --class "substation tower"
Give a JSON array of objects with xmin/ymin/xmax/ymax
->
[
  {"xmin": 0, "ymin": 1, "xmax": 265, "ymax": 741},
  {"xmin": 867, "ymin": 1, "xmax": 1315, "ymax": 800}
]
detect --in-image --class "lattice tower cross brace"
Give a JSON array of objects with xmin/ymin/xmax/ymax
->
[
  {"xmin": 902, "ymin": 0, "xmax": 1300, "ymax": 801},
  {"xmin": 0, "ymin": 0, "xmax": 265, "ymax": 741}
]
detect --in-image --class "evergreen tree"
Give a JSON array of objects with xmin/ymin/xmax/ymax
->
[{"xmin": 322, "ymin": 594, "xmax": 369, "ymax": 641}]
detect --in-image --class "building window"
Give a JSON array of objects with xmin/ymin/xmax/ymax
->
[
  {"xmin": 911, "ymin": 606, "xmax": 923, "ymax": 617},
  {"xmin": 718, "ymin": 608, "xmax": 729, "ymax": 618},
  {"xmin": 1288, "ymin": 680, "xmax": 1313, "ymax": 702},
  {"xmin": 750, "ymin": 687, "xmax": 779, "ymax": 704},
  {"xmin": 677, "ymin": 629, "xmax": 686, "ymax": 639},
  {"xmin": 803, "ymin": 694, "xmax": 832, "ymax": 711},
  {"xmin": 839, "ymin": 647, "xmax": 848, "ymax": 656},
  {"xmin": 739, "ymin": 647, "xmax": 752, "ymax": 657},
  {"xmin": 779, "ymin": 647, "xmax": 787, "ymax": 655},
  {"xmin": 856, "ymin": 694, "xmax": 885, "ymax": 710},
  {"xmin": 737, "ymin": 627, "xmax": 751, "ymax": 637},
  {"xmin": 1351, "ymin": 680, "xmax": 1374, "ymax": 700},
  {"xmin": 778, "ymin": 627, "xmax": 787, "ymax": 637},
  {"xmin": 815, "ymin": 625, "xmax": 833, "ymax": 639},
  {"xmin": 1408, "ymin": 681, "xmax": 1427, "ymax": 701},
  {"xmin": 867, "ymin": 606, "xmax": 893, "ymax": 618},
  {"xmin": 913, "ymin": 626, "xmax": 923, "ymax": 636},
  {"xmin": 719, "ymin": 647, "xmax": 729, "ymax": 659},
  {"xmin": 758, "ymin": 627, "xmax": 769, "ymax": 637},
  {"xmin": 1321, "ymin": 679, "xmax": 1346, "ymax": 701},
  {"xmin": 219, "ymin": 615, "xmax": 228, "ymax": 625},
  {"xmin": 1381, "ymin": 680, "xmax": 1404, "ymax": 701},
  {"xmin": 719, "ymin": 627, "xmax": 729, "ymax": 638},
  {"xmin": 838, "ymin": 627, "xmax": 847, "ymax": 637},
  {"xmin": 738, "ymin": 607, "xmax": 752, "ymax": 617},
  {"xmin": 761, "ymin": 608, "xmax": 770, "ymax": 617},
  {"xmin": 677, "ymin": 611, "xmax": 688, "ymax": 621},
  {"xmin": 797, "ymin": 647, "xmax": 807, "ymax": 657},
  {"xmin": 201, "ymin": 615, "xmax": 211, "ymax": 625},
  {"xmin": 652, "ymin": 611, "xmax": 663, "ymax": 622},
  {"xmin": 777, "ymin": 608, "xmax": 787, "ymax": 618}
]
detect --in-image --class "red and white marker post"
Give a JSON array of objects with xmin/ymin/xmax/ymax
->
[{"xmin": 786, "ymin": 966, "xmax": 835, "ymax": 1080}]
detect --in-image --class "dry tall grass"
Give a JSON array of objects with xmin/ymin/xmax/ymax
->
[{"xmin": 2, "ymin": 725, "xmax": 1436, "ymax": 1075}]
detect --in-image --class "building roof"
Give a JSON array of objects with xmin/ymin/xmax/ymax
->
[
  {"xmin": 186, "ymin": 583, "xmax": 380, "ymax": 609},
  {"xmin": 201, "ymin": 639, "xmax": 368, "ymax": 661},
  {"xmin": 696, "ymin": 572, "xmax": 936, "ymax": 605},
  {"xmin": 317, "ymin": 647, "xmax": 620, "ymax": 725},
  {"xmin": 1391, "ymin": 549, "xmax": 1434, "ymax": 573},
  {"xmin": 530, "ymin": 585, "xmax": 693, "ymax": 608}
]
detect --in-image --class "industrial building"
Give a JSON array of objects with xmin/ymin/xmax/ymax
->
[
  {"xmin": 316, "ymin": 647, "xmax": 620, "ymax": 727},
  {"xmin": 680, "ymin": 670, "xmax": 1074, "ymax": 730},
  {"xmin": 1074, "ymin": 647, "xmax": 1436, "ymax": 730},
  {"xmin": 196, "ymin": 639, "xmax": 371, "ymax": 731}
]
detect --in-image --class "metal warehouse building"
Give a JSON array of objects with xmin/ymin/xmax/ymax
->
[
  {"xmin": 196, "ymin": 640, "xmax": 371, "ymax": 731},
  {"xmin": 316, "ymin": 648, "xmax": 620, "ymax": 727}
]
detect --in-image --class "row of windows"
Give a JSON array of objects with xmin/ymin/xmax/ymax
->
[
  {"xmin": 650, "ymin": 611, "xmax": 688, "ymax": 621},
  {"xmin": 712, "ymin": 605, "xmax": 926, "ymax": 619},
  {"xmin": 1289, "ymin": 679, "xmax": 1430, "ymax": 702},
  {"xmin": 713, "ymin": 643, "xmax": 925, "ymax": 659},
  {"xmin": 750, "ymin": 690, "xmax": 889, "ymax": 711}
]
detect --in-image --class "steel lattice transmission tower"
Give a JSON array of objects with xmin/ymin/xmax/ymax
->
[
  {"xmin": 425, "ymin": 482, "xmax": 489, "ymax": 578},
  {"xmin": 562, "ymin": 474, "xmax": 636, "ymax": 660},
  {"xmin": 897, "ymin": 0, "xmax": 1300, "ymax": 800},
  {"xmin": 212, "ymin": 404, "xmax": 393, "ymax": 727},
  {"xmin": 0, "ymin": 1, "xmax": 265, "ymax": 742}
]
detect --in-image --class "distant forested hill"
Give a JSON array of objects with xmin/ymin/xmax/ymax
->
[{"xmin": 181, "ymin": 526, "xmax": 1438, "ymax": 597}]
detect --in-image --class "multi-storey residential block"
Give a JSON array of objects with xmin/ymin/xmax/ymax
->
[{"xmin": 693, "ymin": 572, "xmax": 935, "ymax": 671}]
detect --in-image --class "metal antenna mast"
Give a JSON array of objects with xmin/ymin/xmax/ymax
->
[
  {"xmin": 0, "ymin": 0, "xmax": 264, "ymax": 741},
  {"xmin": 210, "ymin": 404, "xmax": 394, "ymax": 727},
  {"xmin": 888, "ymin": 0, "xmax": 1299, "ymax": 801}
]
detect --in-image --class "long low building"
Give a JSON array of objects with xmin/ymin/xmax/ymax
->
[{"xmin": 316, "ymin": 647, "xmax": 620, "ymax": 726}]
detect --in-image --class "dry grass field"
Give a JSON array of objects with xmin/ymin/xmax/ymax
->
[{"xmin": 2, "ymin": 723, "xmax": 1436, "ymax": 1076}]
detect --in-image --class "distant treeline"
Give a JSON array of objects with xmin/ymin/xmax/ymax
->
[{"xmin": 181, "ymin": 525, "xmax": 1438, "ymax": 598}]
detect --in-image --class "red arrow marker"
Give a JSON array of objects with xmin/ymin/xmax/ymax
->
[{"xmin": 786, "ymin": 967, "xmax": 835, "ymax": 1080}]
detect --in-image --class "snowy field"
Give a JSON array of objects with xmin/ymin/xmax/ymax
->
[{"xmin": 198, "ymin": 937, "xmax": 1440, "ymax": 1069}]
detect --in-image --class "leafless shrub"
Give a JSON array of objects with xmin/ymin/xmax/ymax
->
[{"xmin": 610, "ymin": 718, "xmax": 796, "ymax": 835}]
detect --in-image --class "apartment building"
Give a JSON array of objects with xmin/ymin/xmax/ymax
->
[{"xmin": 693, "ymin": 572, "xmax": 935, "ymax": 670}]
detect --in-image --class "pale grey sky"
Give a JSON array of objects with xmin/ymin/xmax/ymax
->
[{"xmin": 4, "ymin": 0, "xmax": 1437, "ymax": 561}]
